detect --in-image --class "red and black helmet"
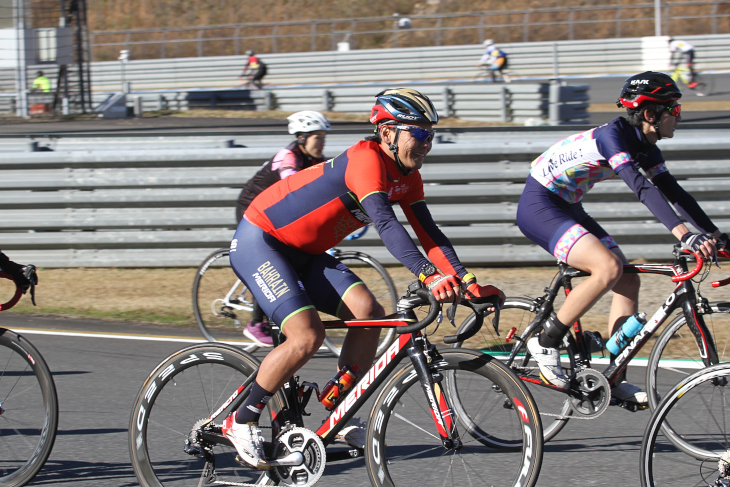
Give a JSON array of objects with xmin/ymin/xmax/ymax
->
[
  {"xmin": 616, "ymin": 71, "xmax": 682, "ymax": 109},
  {"xmin": 370, "ymin": 88, "xmax": 439, "ymax": 125}
]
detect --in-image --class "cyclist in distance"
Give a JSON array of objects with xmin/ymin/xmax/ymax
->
[
  {"xmin": 235, "ymin": 111, "xmax": 331, "ymax": 347},
  {"xmin": 476, "ymin": 39, "xmax": 511, "ymax": 83},
  {"xmin": 223, "ymin": 88, "xmax": 505, "ymax": 469},
  {"xmin": 516, "ymin": 71, "xmax": 724, "ymax": 406},
  {"xmin": 240, "ymin": 50, "xmax": 267, "ymax": 89},
  {"xmin": 668, "ymin": 38, "xmax": 698, "ymax": 88}
]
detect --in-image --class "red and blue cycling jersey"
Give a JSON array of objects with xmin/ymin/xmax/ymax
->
[
  {"xmin": 245, "ymin": 140, "xmax": 467, "ymax": 278},
  {"xmin": 529, "ymin": 117, "xmax": 715, "ymax": 234}
]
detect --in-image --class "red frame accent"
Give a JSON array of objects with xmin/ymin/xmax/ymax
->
[{"xmin": 0, "ymin": 272, "xmax": 22, "ymax": 311}]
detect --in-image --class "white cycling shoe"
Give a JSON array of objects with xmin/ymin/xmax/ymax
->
[
  {"xmin": 611, "ymin": 380, "xmax": 648, "ymax": 406},
  {"xmin": 334, "ymin": 417, "xmax": 366, "ymax": 449},
  {"xmin": 222, "ymin": 415, "xmax": 270, "ymax": 470},
  {"xmin": 527, "ymin": 336, "xmax": 570, "ymax": 390}
]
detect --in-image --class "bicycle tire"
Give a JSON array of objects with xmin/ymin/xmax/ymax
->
[
  {"xmin": 640, "ymin": 362, "xmax": 730, "ymax": 487},
  {"xmin": 0, "ymin": 328, "xmax": 58, "ymax": 487},
  {"xmin": 692, "ymin": 73, "xmax": 714, "ymax": 97},
  {"xmin": 645, "ymin": 303, "xmax": 730, "ymax": 457},
  {"xmin": 451, "ymin": 297, "xmax": 573, "ymax": 441},
  {"xmin": 129, "ymin": 342, "xmax": 283, "ymax": 487},
  {"xmin": 192, "ymin": 248, "xmax": 258, "ymax": 350},
  {"xmin": 331, "ymin": 251, "xmax": 399, "ymax": 358},
  {"xmin": 365, "ymin": 349, "xmax": 543, "ymax": 487}
]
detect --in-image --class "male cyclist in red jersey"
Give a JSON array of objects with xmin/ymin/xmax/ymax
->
[
  {"xmin": 516, "ymin": 72, "xmax": 725, "ymax": 406},
  {"xmin": 222, "ymin": 88, "xmax": 505, "ymax": 469},
  {"xmin": 235, "ymin": 111, "xmax": 331, "ymax": 346}
]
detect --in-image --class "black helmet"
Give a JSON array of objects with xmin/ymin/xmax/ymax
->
[
  {"xmin": 245, "ymin": 50, "xmax": 254, "ymax": 56},
  {"xmin": 617, "ymin": 71, "xmax": 682, "ymax": 109}
]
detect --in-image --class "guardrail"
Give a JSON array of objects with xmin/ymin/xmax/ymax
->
[
  {"xmin": 1, "ymin": 128, "xmax": 728, "ymax": 268},
  {"xmin": 3, "ymin": 81, "xmax": 590, "ymax": 124},
  {"xmin": 4, "ymin": 33, "xmax": 730, "ymax": 99}
]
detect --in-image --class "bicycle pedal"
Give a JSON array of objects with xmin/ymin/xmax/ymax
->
[{"xmin": 233, "ymin": 319, "xmax": 242, "ymax": 329}]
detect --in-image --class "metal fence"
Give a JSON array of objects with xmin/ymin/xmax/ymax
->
[
  {"xmin": 10, "ymin": 33, "xmax": 728, "ymax": 97},
  {"xmin": 116, "ymin": 82, "xmax": 588, "ymax": 124},
  {"xmin": 87, "ymin": 2, "xmax": 730, "ymax": 61},
  {"xmin": 1, "ymin": 127, "xmax": 728, "ymax": 268}
]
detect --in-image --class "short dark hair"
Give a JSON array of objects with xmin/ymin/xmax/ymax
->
[
  {"xmin": 364, "ymin": 124, "xmax": 389, "ymax": 143},
  {"xmin": 626, "ymin": 103, "xmax": 666, "ymax": 127}
]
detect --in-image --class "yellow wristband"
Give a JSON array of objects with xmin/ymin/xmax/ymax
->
[{"xmin": 462, "ymin": 273, "xmax": 476, "ymax": 284}]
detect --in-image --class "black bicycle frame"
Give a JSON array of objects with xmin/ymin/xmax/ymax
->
[{"xmin": 507, "ymin": 251, "xmax": 718, "ymax": 389}]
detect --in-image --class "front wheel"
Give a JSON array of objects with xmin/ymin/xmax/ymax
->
[
  {"xmin": 129, "ymin": 343, "xmax": 282, "ymax": 487},
  {"xmin": 192, "ymin": 248, "xmax": 258, "ymax": 350},
  {"xmin": 451, "ymin": 297, "xmax": 573, "ymax": 441},
  {"xmin": 0, "ymin": 329, "xmax": 58, "ymax": 487},
  {"xmin": 365, "ymin": 349, "xmax": 543, "ymax": 487},
  {"xmin": 640, "ymin": 362, "xmax": 730, "ymax": 487},
  {"xmin": 646, "ymin": 304, "xmax": 730, "ymax": 458}
]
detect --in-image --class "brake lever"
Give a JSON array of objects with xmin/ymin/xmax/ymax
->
[
  {"xmin": 446, "ymin": 302, "xmax": 458, "ymax": 327},
  {"xmin": 23, "ymin": 265, "xmax": 37, "ymax": 306}
]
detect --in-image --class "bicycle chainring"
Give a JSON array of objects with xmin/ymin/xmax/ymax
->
[
  {"xmin": 271, "ymin": 427, "xmax": 326, "ymax": 487},
  {"xmin": 569, "ymin": 369, "xmax": 611, "ymax": 418}
]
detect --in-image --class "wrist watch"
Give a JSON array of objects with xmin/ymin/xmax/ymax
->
[{"xmin": 418, "ymin": 263, "xmax": 437, "ymax": 282}]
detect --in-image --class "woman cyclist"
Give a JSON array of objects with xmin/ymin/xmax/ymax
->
[
  {"xmin": 222, "ymin": 88, "xmax": 504, "ymax": 469},
  {"xmin": 235, "ymin": 111, "xmax": 331, "ymax": 347},
  {"xmin": 517, "ymin": 71, "xmax": 724, "ymax": 406}
]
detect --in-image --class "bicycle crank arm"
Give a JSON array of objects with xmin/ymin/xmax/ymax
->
[{"xmin": 269, "ymin": 451, "xmax": 304, "ymax": 467}]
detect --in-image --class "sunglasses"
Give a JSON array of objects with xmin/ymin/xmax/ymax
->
[
  {"xmin": 665, "ymin": 104, "xmax": 681, "ymax": 117},
  {"xmin": 394, "ymin": 125, "xmax": 436, "ymax": 143}
]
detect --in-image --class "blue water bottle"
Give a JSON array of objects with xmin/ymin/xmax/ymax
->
[{"xmin": 605, "ymin": 312, "xmax": 647, "ymax": 355}]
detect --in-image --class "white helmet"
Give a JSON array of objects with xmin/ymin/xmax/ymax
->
[
  {"xmin": 483, "ymin": 39, "xmax": 494, "ymax": 47},
  {"xmin": 287, "ymin": 111, "xmax": 331, "ymax": 134}
]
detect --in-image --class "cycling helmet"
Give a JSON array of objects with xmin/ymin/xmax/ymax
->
[
  {"xmin": 245, "ymin": 50, "xmax": 254, "ymax": 56},
  {"xmin": 369, "ymin": 88, "xmax": 439, "ymax": 125},
  {"xmin": 483, "ymin": 39, "xmax": 494, "ymax": 47},
  {"xmin": 616, "ymin": 71, "xmax": 682, "ymax": 109},
  {"xmin": 287, "ymin": 111, "xmax": 331, "ymax": 135}
]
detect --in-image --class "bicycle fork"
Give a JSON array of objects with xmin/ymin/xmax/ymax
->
[{"xmin": 407, "ymin": 337, "xmax": 462, "ymax": 450}]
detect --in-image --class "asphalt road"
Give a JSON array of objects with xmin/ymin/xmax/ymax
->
[{"xmin": 0, "ymin": 313, "xmax": 681, "ymax": 487}]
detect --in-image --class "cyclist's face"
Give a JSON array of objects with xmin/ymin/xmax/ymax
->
[
  {"xmin": 301, "ymin": 131, "xmax": 327, "ymax": 158},
  {"xmin": 657, "ymin": 103, "xmax": 681, "ymax": 138},
  {"xmin": 383, "ymin": 122, "xmax": 434, "ymax": 170}
]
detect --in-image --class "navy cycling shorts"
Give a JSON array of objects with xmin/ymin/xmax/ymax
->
[
  {"xmin": 516, "ymin": 176, "xmax": 618, "ymax": 262},
  {"xmin": 229, "ymin": 219, "xmax": 364, "ymax": 329}
]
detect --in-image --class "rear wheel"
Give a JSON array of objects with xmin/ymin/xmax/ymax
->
[
  {"xmin": 692, "ymin": 73, "xmax": 713, "ymax": 96},
  {"xmin": 129, "ymin": 343, "xmax": 282, "ymax": 487},
  {"xmin": 0, "ymin": 329, "xmax": 58, "ymax": 487},
  {"xmin": 365, "ymin": 350, "xmax": 543, "ymax": 487},
  {"xmin": 451, "ymin": 297, "xmax": 572, "ymax": 441}
]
